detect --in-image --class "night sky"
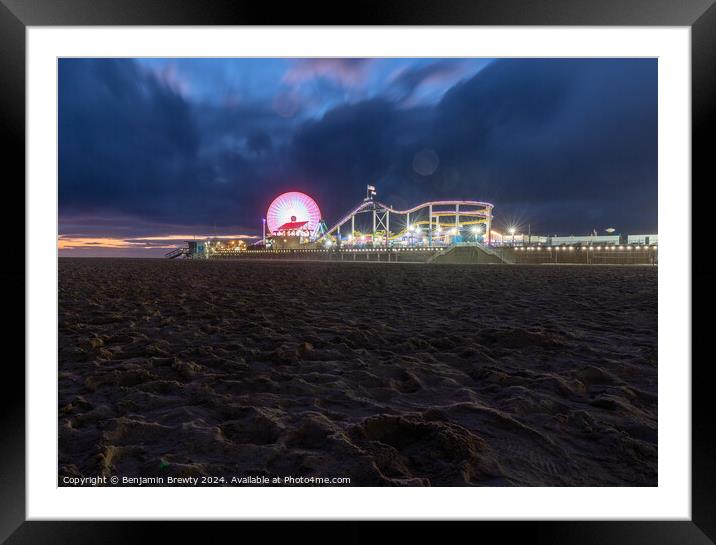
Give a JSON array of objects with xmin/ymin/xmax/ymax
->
[{"xmin": 58, "ymin": 57, "xmax": 657, "ymax": 256}]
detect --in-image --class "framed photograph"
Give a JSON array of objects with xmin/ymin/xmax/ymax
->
[{"xmin": 3, "ymin": 0, "xmax": 710, "ymax": 542}]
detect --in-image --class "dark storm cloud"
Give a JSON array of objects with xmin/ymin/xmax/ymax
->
[
  {"xmin": 435, "ymin": 59, "xmax": 656, "ymax": 193},
  {"xmin": 59, "ymin": 59, "xmax": 200, "ymax": 219},
  {"xmin": 59, "ymin": 57, "xmax": 657, "ymax": 242},
  {"xmin": 60, "ymin": 59, "xmax": 296, "ymax": 230},
  {"xmin": 429, "ymin": 58, "xmax": 657, "ymax": 232},
  {"xmin": 290, "ymin": 58, "xmax": 657, "ymax": 232}
]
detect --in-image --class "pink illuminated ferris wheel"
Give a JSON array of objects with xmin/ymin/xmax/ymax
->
[{"xmin": 266, "ymin": 191, "xmax": 322, "ymax": 233}]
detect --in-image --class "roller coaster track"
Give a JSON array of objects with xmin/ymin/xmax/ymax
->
[
  {"xmin": 385, "ymin": 218, "xmax": 493, "ymax": 241},
  {"xmin": 319, "ymin": 199, "xmax": 494, "ymax": 242}
]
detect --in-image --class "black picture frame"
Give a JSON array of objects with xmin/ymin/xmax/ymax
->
[{"xmin": 2, "ymin": 1, "xmax": 711, "ymax": 542}]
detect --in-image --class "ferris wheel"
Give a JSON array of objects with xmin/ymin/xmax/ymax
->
[{"xmin": 266, "ymin": 191, "xmax": 322, "ymax": 233}]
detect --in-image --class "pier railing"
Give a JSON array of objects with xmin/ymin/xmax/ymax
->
[{"xmin": 173, "ymin": 242, "xmax": 657, "ymax": 265}]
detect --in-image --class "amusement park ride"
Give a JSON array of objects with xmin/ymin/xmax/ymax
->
[
  {"xmin": 169, "ymin": 185, "xmax": 495, "ymax": 259},
  {"xmin": 319, "ymin": 185, "xmax": 494, "ymax": 249},
  {"xmin": 263, "ymin": 191, "xmax": 328, "ymax": 249}
]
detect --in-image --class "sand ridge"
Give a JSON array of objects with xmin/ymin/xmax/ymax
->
[{"xmin": 58, "ymin": 259, "xmax": 657, "ymax": 486}]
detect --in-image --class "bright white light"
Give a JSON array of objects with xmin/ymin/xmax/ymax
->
[{"xmin": 508, "ymin": 227, "xmax": 516, "ymax": 235}]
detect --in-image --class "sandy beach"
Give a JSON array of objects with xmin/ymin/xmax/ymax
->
[{"xmin": 58, "ymin": 258, "xmax": 657, "ymax": 486}]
